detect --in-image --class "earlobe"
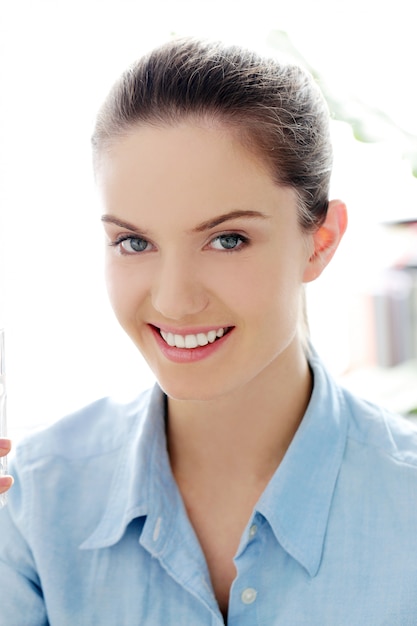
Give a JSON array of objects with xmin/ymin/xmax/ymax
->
[{"xmin": 303, "ymin": 199, "xmax": 348, "ymax": 283}]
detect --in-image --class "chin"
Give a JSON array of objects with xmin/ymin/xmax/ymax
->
[
  {"xmin": 154, "ymin": 371, "xmax": 237, "ymax": 402},
  {"xmin": 158, "ymin": 381, "xmax": 221, "ymax": 402}
]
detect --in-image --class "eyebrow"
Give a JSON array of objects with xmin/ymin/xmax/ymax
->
[
  {"xmin": 101, "ymin": 209, "xmax": 270, "ymax": 234},
  {"xmin": 191, "ymin": 210, "xmax": 270, "ymax": 232},
  {"xmin": 101, "ymin": 215, "xmax": 148, "ymax": 233}
]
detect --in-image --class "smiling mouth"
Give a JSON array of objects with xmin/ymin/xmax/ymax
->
[{"xmin": 158, "ymin": 327, "xmax": 232, "ymax": 349}]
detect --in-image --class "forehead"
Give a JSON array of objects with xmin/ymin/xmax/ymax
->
[
  {"xmin": 99, "ymin": 121, "xmax": 270, "ymax": 180},
  {"xmin": 97, "ymin": 121, "xmax": 298, "ymax": 226}
]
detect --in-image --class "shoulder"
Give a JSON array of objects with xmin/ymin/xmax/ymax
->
[
  {"xmin": 4, "ymin": 386, "xmax": 164, "ymax": 547},
  {"xmin": 335, "ymin": 385, "xmax": 417, "ymax": 525},
  {"xmin": 13, "ymin": 387, "xmax": 154, "ymax": 467},
  {"xmin": 310, "ymin": 351, "xmax": 417, "ymax": 469},
  {"xmin": 341, "ymin": 385, "xmax": 417, "ymax": 469}
]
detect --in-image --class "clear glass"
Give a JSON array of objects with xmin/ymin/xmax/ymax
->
[{"xmin": 0, "ymin": 328, "xmax": 7, "ymax": 508}]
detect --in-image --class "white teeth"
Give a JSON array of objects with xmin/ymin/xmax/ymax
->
[
  {"xmin": 197, "ymin": 333, "xmax": 209, "ymax": 346},
  {"xmin": 207, "ymin": 330, "xmax": 217, "ymax": 343},
  {"xmin": 160, "ymin": 328, "xmax": 228, "ymax": 349},
  {"xmin": 174, "ymin": 334, "xmax": 185, "ymax": 348},
  {"xmin": 185, "ymin": 335, "xmax": 198, "ymax": 349},
  {"xmin": 164, "ymin": 332, "xmax": 175, "ymax": 347}
]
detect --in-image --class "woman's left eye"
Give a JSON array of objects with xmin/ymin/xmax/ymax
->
[{"xmin": 209, "ymin": 234, "xmax": 248, "ymax": 251}]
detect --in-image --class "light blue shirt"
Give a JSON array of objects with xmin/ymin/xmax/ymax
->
[{"xmin": 1, "ymin": 354, "xmax": 417, "ymax": 625}]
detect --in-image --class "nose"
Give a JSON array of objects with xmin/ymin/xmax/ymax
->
[{"xmin": 151, "ymin": 253, "xmax": 209, "ymax": 320}]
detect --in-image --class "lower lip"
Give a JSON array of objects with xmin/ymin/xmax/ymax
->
[{"xmin": 149, "ymin": 326, "xmax": 233, "ymax": 363}]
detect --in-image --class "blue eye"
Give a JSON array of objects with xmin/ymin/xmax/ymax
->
[
  {"xmin": 110, "ymin": 236, "xmax": 152, "ymax": 254},
  {"xmin": 121, "ymin": 238, "xmax": 149, "ymax": 253},
  {"xmin": 210, "ymin": 234, "xmax": 247, "ymax": 251}
]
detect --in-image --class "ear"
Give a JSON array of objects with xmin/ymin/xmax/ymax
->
[{"xmin": 303, "ymin": 199, "xmax": 348, "ymax": 283}]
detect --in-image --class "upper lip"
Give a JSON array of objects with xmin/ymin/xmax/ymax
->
[{"xmin": 150, "ymin": 323, "xmax": 232, "ymax": 335}]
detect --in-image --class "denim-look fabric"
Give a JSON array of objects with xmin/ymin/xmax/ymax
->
[{"xmin": 1, "ymin": 353, "xmax": 417, "ymax": 625}]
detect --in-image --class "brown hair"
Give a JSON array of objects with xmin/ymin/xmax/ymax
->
[{"xmin": 92, "ymin": 37, "xmax": 332, "ymax": 232}]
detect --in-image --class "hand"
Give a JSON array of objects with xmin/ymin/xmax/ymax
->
[{"xmin": 0, "ymin": 439, "xmax": 13, "ymax": 495}]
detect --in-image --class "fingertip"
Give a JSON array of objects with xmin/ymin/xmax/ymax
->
[
  {"xmin": 0, "ymin": 474, "xmax": 14, "ymax": 492},
  {"xmin": 0, "ymin": 438, "xmax": 12, "ymax": 452}
]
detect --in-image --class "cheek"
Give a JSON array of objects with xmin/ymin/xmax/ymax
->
[
  {"xmin": 231, "ymin": 256, "xmax": 299, "ymax": 303},
  {"xmin": 104, "ymin": 261, "xmax": 146, "ymax": 323},
  {"xmin": 237, "ymin": 259, "xmax": 303, "ymax": 329},
  {"xmin": 104, "ymin": 259, "xmax": 120, "ymax": 309}
]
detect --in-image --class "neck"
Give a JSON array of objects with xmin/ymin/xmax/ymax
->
[{"xmin": 167, "ymin": 339, "xmax": 312, "ymax": 483}]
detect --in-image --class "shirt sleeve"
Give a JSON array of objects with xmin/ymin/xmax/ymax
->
[{"xmin": 0, "ymin": 457, "xmax": 48, "ymax": 626}]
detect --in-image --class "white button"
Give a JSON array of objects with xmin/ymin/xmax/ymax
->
[
  {"xmin": 241, "ymin": 587, "xmax": 257, "ymax": 604},
  {"xmin": 249, "ymin": 524, "xmax": 257, "ymax": 539}
]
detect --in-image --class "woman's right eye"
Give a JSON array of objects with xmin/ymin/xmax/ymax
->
[{"xmin": 110, "ymin": 236, "xmax": 153, "ymax": 254}]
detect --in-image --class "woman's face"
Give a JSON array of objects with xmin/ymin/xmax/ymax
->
[{"xmin": 98, "ymin": 121, "xmax": 315, "ymax": 401}]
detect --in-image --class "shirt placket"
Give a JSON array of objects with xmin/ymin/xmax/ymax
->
[{"xmin": 227, "ymin": 512, "xmax": 264, "ymax": 626}]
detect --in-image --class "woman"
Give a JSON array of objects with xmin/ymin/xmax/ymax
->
[{"xmin": 1, "ymin": 39, "xmax": 417, "ymax": 625}]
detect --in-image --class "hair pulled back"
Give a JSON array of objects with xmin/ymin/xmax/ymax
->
[{"xmin": 92, "ymin": 38, "xmax": 332, "ymax": 231}]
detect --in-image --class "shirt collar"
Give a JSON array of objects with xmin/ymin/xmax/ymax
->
[
  {"xmin": 255, "ymin": 354, "xmax": 349, "ymax": 577},
  {"xmin": 80, "ymin": 384, "xmax": 171, "ymax": 550},
  {"xmin": 79, "ymin": 384, "xmax": 215, "ymax": 607},
  {"xmin": 81, "ymin": 354, "xmax": 349, "ymax": 577}
]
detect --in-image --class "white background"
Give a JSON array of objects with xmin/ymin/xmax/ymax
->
[{"xmin": 1, "ymin": 0, "xmax": 417, "ymax": 436}]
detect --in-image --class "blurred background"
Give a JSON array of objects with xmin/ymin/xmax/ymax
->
[{"xmin": 1, "ymin": 0, "xmax": 417, "ymax": 438}]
